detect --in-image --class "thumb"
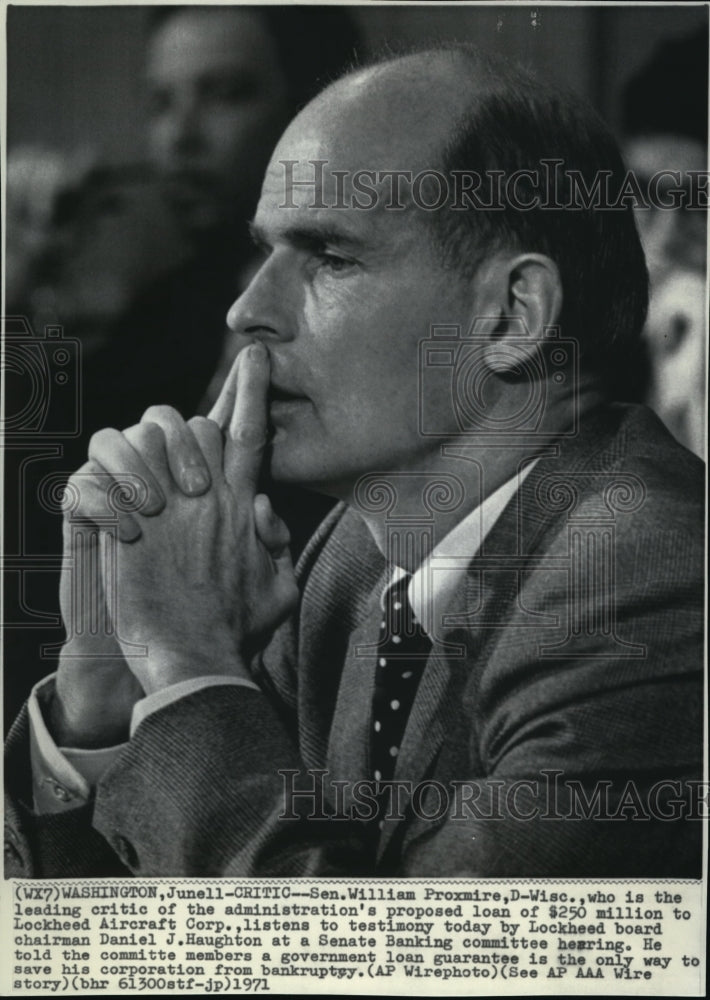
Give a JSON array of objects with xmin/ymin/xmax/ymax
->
[
  {"xmin": 253, "ymin": 493, "xmax": 291, "ymax": 560},
  {"xmin": 253, "ymin": 494, "xmax": 299, "ymax": 624}
]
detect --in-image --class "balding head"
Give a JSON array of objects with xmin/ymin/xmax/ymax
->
[
  {"xmin": 266, "ymin": 43, "xmax": 648, "ymax": 383},
  {"xmin": 281, "ymin": 46, "xmax": 496, "ymax": 177}
]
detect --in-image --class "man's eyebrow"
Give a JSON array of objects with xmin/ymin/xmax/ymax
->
[{"xmin": 248, "ymin": 220, "xmax": 370, "ymax": 253}]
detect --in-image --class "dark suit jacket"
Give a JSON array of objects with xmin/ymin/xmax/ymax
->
[{"xmin": 4, "ymin": 403, "xmax": 704, "ymax": 878}]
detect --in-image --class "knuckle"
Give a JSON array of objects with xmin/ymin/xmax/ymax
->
[
  {"xmin": 187, "ymin": 415, "xmax": 222, "ymax": 450},
  {"xmin": 233, "ymin": 421, "xmax": 267, "ymax": 448},
  {"xmin": 76, "ymin": 458, "xmax": 99, "ymax": 477},
  {"xmin": 88, "ymin": 426, "xmax": 119, "ymax": 458},
  {"xmin": 188, "ymin": 414, "xmax": 216, "ymax": 436},
  {"xmin": 126, "ymin": 420, "xmax": 165, "ymax": 451},
  {"xmin": 63, "ymin": 472, "xmax": 84, "ymax": 506},
  {"xmin": 65, "ymin": 469, "xmax": 103, "ymax": 516},
  {"xmin": 141, "ymin": 404, "xmax": 181, "ymax": 428}
]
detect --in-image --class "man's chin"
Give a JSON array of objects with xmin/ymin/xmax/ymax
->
[
  {"xmin": 267, "ymin": 442, "xmax": 337, "ymax": 498},
  {"xmin": 265, "ymin": 438, "xmax": 303, "ymax": 486},
  {"xmin": 268, "ymin": 456, "xmax": 312, "ymax": 488}
]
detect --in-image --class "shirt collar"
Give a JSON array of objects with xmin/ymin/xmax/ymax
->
[{"xmin": 386, "ymin": 460, "xmax": 538, "ymax": 634}]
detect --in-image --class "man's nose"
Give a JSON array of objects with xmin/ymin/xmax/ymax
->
[
  {"xmin": 226, "ymin": 255, "xmax": 295, "ymax": 344},
  {"xmin": 164, "ymin": 94, "xmax": 204, "ymax": 157}
]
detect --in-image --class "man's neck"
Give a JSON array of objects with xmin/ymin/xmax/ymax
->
[
  {"xmin": 352, "ymin": 385, "xmax": 604, "ymax": 573},
  {"xmin": 353, "ymin": 446, "xmax": 535, "ymax": 572}
]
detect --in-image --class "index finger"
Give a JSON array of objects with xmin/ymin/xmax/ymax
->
[
  {"xmin": 223, "ymin": 341, "xmax": 271, "ymax": 495},
  {"xmin": 207, "ymin": 347, "xmax": 244, "ymax": 430}
]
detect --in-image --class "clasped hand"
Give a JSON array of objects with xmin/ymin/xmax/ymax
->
[{"xmin": 53, "ymin": 342, "xmax": 298, "ymax": 746}]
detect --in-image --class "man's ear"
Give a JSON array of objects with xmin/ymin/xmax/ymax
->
[{"xmin": 472, "ymin": 253, "xmax": 563, "ymax": 375}]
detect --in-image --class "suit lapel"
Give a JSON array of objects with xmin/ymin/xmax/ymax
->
[
  {"xmin": 296, "ymin": 402, "xmax": 628, "ymax": 855},
  {"xmin": 326, "ymin": 586, "xmax": 386, "ymax": 784},
  {"xmin": 382, "ymin": 405, "xmax": 629, "ymax": 855},
  {"xmin": 297, "ymin": 506, "xmax": 386, "ymax": 772}
]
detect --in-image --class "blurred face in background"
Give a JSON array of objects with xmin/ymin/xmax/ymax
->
[
  {"xmin": 625, "ymin": 135, "xmax": 707, "ymax": 280},
  {"xmin": 624, "ymin": 134, "xmax": 707, "ymax": 458},
  {"xmin": 146, "ymin": 8, "xmax": 292, "ymax": 236}
]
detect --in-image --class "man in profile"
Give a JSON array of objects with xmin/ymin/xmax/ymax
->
[{"xmin": 5, "ymin": 44, "xmax": 704, "ymax": 878}]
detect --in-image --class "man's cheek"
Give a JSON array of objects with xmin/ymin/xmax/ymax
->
[{"xmin": 306, "ymin": 275, "xmax": 368, "ymax": 316}]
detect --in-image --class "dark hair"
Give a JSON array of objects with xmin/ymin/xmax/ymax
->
[
  {"xmin": 373, "ymin": 44, "xmax": 649, "ymax": 381},
  {"xmin": 148, "ymin": 5, "xmax": 362, "ymax": 114}
]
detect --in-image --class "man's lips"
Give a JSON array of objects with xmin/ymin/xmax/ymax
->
[{"xmin": 268, "ymin": 383, "xmax": 309, "ymax": 407}]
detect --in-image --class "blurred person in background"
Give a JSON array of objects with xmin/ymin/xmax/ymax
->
[
  {"xmin": 144, "ymin": 5, "xmax": 361, "ymax": 421},
  {"xmin": 141, "ymin": 5, "xmax": 362, "ymax": 547},
  {"xmin": 4, "ymin": 5, "xmax": 360, "ymax": 723},
  {"xmin": 7, "ymin": 5, "xmax": 361, "ymax": 457},
  {"xmin": 621, "ymin": 29, "xmax": 708, "ymax": 459}
]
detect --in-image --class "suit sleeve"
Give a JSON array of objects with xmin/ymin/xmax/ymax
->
[{"xmin": 91, "ymin": 685, "xmax": 375, "ymax": 876}]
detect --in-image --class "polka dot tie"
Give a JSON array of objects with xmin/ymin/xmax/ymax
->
[{"xmin": 370, "ymin": 573, "xmax": 433, "ymax": 792}]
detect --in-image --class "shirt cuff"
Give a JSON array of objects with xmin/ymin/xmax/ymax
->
[
  {"xmin": 29, "ymin": 675, "xmax": 127, "ymax": 814},
  {"xmin": 28, "ymin": 673, "xmax": 260, "ymax": 815}
]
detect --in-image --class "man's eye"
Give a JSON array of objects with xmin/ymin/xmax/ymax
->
[
  {"xmin": 316, "ymin": 252, "xmax": 354, "ymax": 273},
  {"xmin": 201, "ymin": 73, "xmax": 260, "ymax": 104}
]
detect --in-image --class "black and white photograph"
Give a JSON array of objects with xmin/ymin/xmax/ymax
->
[{"xmin": 2, "ymin": 1, "xmax": 708, "ymax": 994}]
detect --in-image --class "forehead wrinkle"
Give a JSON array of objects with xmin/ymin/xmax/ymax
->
[
  {"xmin": 249, "ymin": 217, "xmax": 371, "ymax": 252},
  {"xmin": 261, "ymin": 156, "xmax": 436, "ymax": 244},
  {"xmin": 259, "ymin": 158, "xmax": 412, "ymax": 230}
]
